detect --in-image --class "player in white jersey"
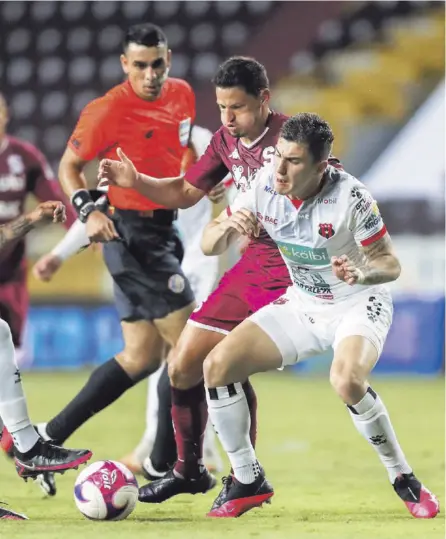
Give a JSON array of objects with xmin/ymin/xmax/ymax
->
[
  {"xmin": 198, "ymin": 113, "xmax": 439, "ymax": 518},
  {"xmin": 32, "ymin": 126, "xmax": 223, "ymax": 479}
]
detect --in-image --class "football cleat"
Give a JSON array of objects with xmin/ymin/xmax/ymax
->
[
  {"xmin": 34, "ymin": 472, "xmax": 57, "ymax": 497},
  {"xmin": 393, "ymin": 473, "xmax": 440, "ymax": 518},
  {"xmin": 207, "ymin": 473, "xmax": 274, "ymax": 518},
  {"xmin": 0, "ymin": 502, "xmax": 28, "ymax": 520},
  {"xmin": 14, "ymin": 439, "xmax": 92, "ymax": 479},
  {"xmin": 210, "ymin": 475, "xmax": 233, "ymax": 512},
  {"xmin": 139, "ymin": 468, "xmax": 217, "ymax": 503},
  {"xmin": 0, "ymin": 427, "xmax": 14, "ymax": 459}
]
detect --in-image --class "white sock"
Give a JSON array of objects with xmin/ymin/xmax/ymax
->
[
  {"xmin": 0, "ymin": 319, "xmax": 38, "ymax": 453},
  {"xmin": 348, "ymin": 388, "xmax": 412, "ymax": 483},
  {"xmin": 206, "ymin": 383, "xmax": 260, "ymax": 484},
  {"xmin": 36, "ymin": 422, "xmax": 52, "ymax": 442}
]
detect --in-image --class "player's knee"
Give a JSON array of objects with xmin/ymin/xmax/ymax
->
[
  {"xmin": 117, "ymin": 347, "xmax": 162, "ymax": 378},
  {"xmin": 329, "ymin": 364, "xmax": 364, "ymax": 402},
  {"xmin": 0, "ymin": 319, "xmax": 12, "ymax": 345},
  {"xmin": 168, "ymin": 348, "xmax": 202, "ymax": 390},
  {"xmin": 203, "ymin": 349, "xmax": 228, "ymax": 388}
]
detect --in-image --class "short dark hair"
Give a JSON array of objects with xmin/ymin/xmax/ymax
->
[
  {"xmin": 212, "ymin": 56, "xmax": 269, "ymax": 97},
  {"xmin": 280, "ymin": 113, "xmax": 334, "ymax": 162},
  {"xmin": 123, "ymin": 23, "xmax": 167, "ymax": 52}
]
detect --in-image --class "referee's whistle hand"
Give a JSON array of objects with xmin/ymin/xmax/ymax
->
[
  {"xmin": 98, "ymin": 148, "xmax": 137, "ymax": 189},
  {"xmin": 86, "ymin": 210, "xmax": 120, "ymax": 243}
]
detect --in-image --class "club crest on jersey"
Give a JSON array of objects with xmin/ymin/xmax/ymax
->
[
  {"xmin": 179, "ymin": 118, "xmax": 191, "ymax": 147},
  {"xmin": 318, "ymin": 223, "xmax": 335, "ymax": 239}
]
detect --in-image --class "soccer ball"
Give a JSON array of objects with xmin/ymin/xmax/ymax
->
[{"xmin": 74, "ymin": 460, "xmax": 138, "ymax": 521}]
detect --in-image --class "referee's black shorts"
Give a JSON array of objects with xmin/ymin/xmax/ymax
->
[{"xmin": 102, "ymin": 208, "xmax": 195, "ymax": 322}]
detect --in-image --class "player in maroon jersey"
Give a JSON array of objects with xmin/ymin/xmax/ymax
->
[
  {"xmin": 0, "ymin": 93, "xmax": 77, "ymax": 463},
  {"xmin": 0, "ymin": 93, "xmax": 77, "ymax": 352},
  {"xmin": 99, "ymin": 57, "xmax": 341, "ymax": 507}
]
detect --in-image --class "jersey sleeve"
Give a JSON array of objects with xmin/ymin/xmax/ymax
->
[
  {"xmin": 184, "ymin": 133, "xmax": 230, "ymax": 193},
  {"xmin": 68, "ymin": 98, "xmax": 114, "ymax": 161},
  {"xmin": 348, "ymin": 183, "xmax": 387, "ymax": 246}
]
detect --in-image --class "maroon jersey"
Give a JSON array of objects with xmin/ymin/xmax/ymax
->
[
  {"xmin": 0, "ymin": 135, "xmax": 76, "ymax": 281},
  {"xmin": 186, "ymin": 111, "xmax": 288, "ymax": 279}
]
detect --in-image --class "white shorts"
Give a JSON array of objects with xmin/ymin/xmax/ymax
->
[{"xmin": 249, "ymin": 287, "xmax": 393, "ymax": 367}]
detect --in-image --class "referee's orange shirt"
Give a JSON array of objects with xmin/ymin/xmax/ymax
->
[{"xmin": 68, "ymin": 78, "xmax": 196, "ymax": 211}]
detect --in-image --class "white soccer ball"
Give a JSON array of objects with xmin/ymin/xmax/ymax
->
[{"xmin": 74, "ymin": 460, "xmax": 138, "ymax": 521}]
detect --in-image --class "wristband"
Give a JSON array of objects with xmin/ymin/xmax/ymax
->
[{"xmin": 71, "ymin": 189, "xmax": 96, "ymax": 223}]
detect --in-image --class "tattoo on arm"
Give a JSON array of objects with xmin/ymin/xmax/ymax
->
[
  {"xmin": 0, "ymin": 216, "xmax": 34, "ymax": 252},
  {"xmin": 359, "ymin": 233, "xmax": 401, "ymax": 285}
]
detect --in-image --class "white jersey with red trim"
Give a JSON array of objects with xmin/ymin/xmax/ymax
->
[{"xmin": 230, "ymin": 164, "xmax": 388, "ymax": 305}]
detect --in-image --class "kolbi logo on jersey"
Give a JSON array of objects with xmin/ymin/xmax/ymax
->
[
  {"xmin": 178, "ymin": 118, "xmax": 192, "ymax": 147},
  {"xmin": 276, "ymin": 240, "xmax": 329, "ymax": 266},
  {"xmin": 318, "ymin": 223, "xmax": 335, "ymax": 239}
]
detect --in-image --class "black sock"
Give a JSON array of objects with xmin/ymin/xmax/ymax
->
[
  {"xmin": 46, "ymin": 358, "xmax": 134, "ymax": 443},
  {"xmin": 150, "ymin": 363, "xmax": 177, "ymax": 472}
]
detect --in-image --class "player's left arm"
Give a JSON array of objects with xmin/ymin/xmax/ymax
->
[
  {"xmin": 28, "ymin": 146, "xmax": 77, "ymax": 228},
  {"xmin": 333, "ymin": 185, "xmax": 401, "ymax": 286},
  {"xmin": 357, "ymin": 232, "xmax": 401, "ymax": 285}
]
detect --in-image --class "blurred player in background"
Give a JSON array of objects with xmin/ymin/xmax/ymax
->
[
  {"xmin": 0, "ymin": 201, "xmax": 92, "ymax": 521},
  {"xmin": 199, "ymin": 113, "xmax": 439, "ymax": 518},
  {"xmin": 0, "ymin": 92, "xmax": 77, "ymax": 451},
  {"xmin": 33, "ymin": 125, "xmax": 225, "ymax": 477}
]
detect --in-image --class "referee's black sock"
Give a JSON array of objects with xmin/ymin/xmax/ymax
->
[
  {"xmin": 150, "ymin": 363, "xmax": 177, "ymax": 472},
  {"xmin": 45, "ymin": 358, "xmax": 134, "ymax": 444}
]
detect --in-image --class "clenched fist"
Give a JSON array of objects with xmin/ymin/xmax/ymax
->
[
  {"xmin": 331, "ymin": 255, "xmax": 365, "ymax": 285},
  {"xmin": 28, "ymin": 201, "xmax": 66, "ymax": 226},
  {"xmin": 33, "ymin": 253, "xmax": 63, "ymax": 282},
  {"xmin": 221, "ymin": 209, "xmax": 259, "ymax": 238}
]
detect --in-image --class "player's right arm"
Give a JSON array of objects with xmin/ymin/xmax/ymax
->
[
  {"xmin": 0, "ymin": 202, "xmax": 65, "ymax": 252},
  {"xmin": 200, "ymin": 207, "xmax": 259, "ymax": 256},
  {"xmin": 98, "ymin": 131, "xmax": 230, "ymax": 210},
  {"xmin": 59, "ymin": 99, "xmax": 119, "ymax": 242}
]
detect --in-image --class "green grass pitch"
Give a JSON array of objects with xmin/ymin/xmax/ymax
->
[{"xmin": 1, "ymin": 371, "xmax": 444, "ymax": 539}]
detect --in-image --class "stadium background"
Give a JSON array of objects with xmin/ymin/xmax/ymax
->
[{"xmin": 0, "ymin": 2, "xmax": 444, "ymax": 537}]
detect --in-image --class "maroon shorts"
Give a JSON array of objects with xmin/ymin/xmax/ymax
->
[
  {"xmin": 0, "ymin": 279, "xmax": 28, "ymax": 346},
  {"xmin": 189, "ymin": 252, "xmax": 291, "ymax": 334}
]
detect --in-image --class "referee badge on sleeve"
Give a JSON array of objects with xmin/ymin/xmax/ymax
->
[{"xmin": 179, "ymin": 118, "xmax": 191, "ymax": 147}]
